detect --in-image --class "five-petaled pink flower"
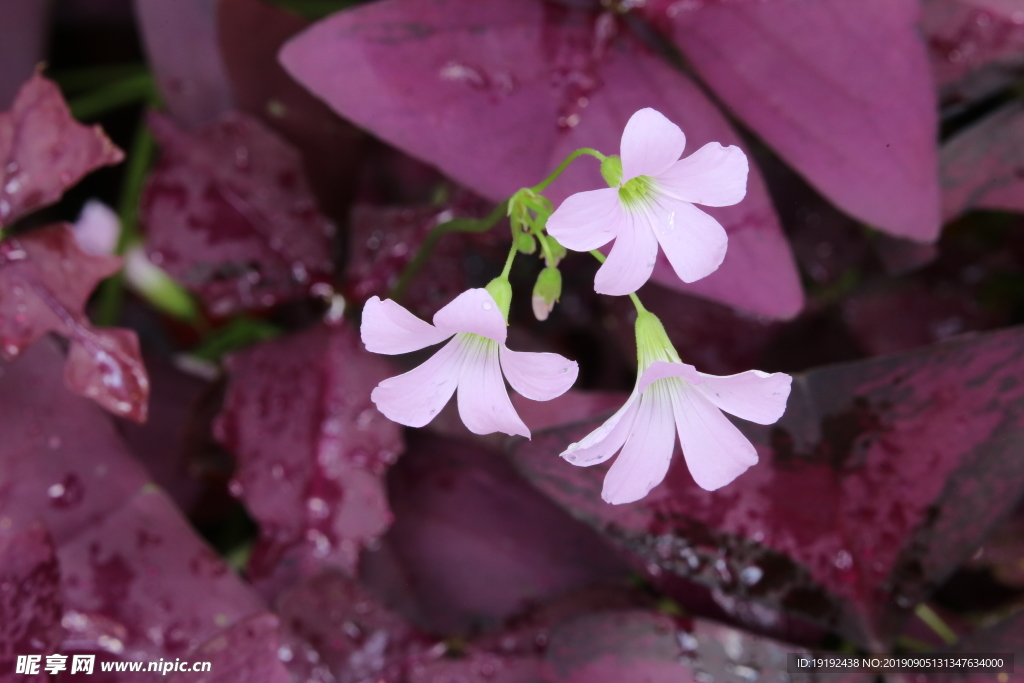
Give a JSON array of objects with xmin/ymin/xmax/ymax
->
[
  {"xmin": 563, "ymin": 360, "xmax": 791, "ymax": 504},
  {"xmin": 547, "ymin": 108, "xmax": 749, "ymax": 295},
  {"xmin": 362, "ymin": 288, "xmax": 579, "ymax": 438}
]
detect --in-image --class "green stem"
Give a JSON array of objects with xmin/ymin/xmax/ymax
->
[
  {"xmin": 531, "ymin": 148, "xmax": 605, "ymax": 193},
  {"xmin": 68, "ymin": 72, "xmax": 156, "ymax": 121},
  {"xmin": 914, "ymin": 604, "xmax": 957, "ymax": 646},
  {"xmin": 390, "ymin": 200, "xmax": 509, "ymax": 301},
  {"xmin": 94, "ymin": 120, "xmax": 157, "ymax": 327},
  {"xmin": 589, "ymin": 249, "xmax": 647, "ymax": 314},
  {"xmin": 51, "ymin": 63, "xmax": 149, "ymax": 94},
  {"xmin": 500, "ymin": 241, "xmax": 518, "ymax": 279},
  {"xmin": 526, "ymin": 216, "xmax": 556, "ymax": 266}
]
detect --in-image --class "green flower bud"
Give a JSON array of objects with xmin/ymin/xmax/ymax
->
[
  {"xmin": 600, "ymin": 155, "xmax": 623, "ymax": 188},
  {"xmin": 516, "ymin": 231, "xmax": 537, "ymax": 254},
  {"xmin": 543, "ymin": 235, "xmax": 567, "ymax": 267},
  {"xmin": 485, "ymin": 276, "xmax": 513, "ymax": 322},
  {"xmin": 532, "ymin": 266, "xmax": 562, "ymax": 321}
]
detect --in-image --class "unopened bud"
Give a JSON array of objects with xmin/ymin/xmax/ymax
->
[
  {"xmin": 532, "ymin": 267, "xmax": 562, "ymax": 321},
  {"xmin": 544, "ymin": 236, "xmax": 567, "ymax": 267},
  {"xmin": 516, "ymin": 231, "xmax": 537, "ymax": 254}
]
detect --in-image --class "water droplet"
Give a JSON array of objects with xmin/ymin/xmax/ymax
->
[
  {"xmin": 278, "ymin": 645, "xmax": 293, "ymax": 662},
  {"xmin": 740, "ymin": 565, "xmax": 763, "ymax": 585},
  {"xmin": 482, "ymin": 301, "xmax": 493, "ymax": 310},
  {"xmin": 228, "ymin": 479, "xmax": 245, "ymax": 497}
]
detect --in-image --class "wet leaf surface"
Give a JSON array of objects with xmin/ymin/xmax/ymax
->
[
  {"xmin": 166, "ymin": 614, "xmax": 294, "ymax": 683},
  {"xmin": 0, "ymin": 522, "xmax": 63, "ymax": 682},
  {"xmin": 0, "ymin": 224, "xmax": 150, "ymax": 421},
  {"xmin": 0, "ymin": 340, "xmax": 273, "ymax": 671},
  {"xmin": 141, "ymin": 111, "xmax": 336, "ymax": 316},
  {"xmin": 0, "ymin": 73, "xmax": 123, "ymax": 228},
  {"xmin": 280, "ymin": 0, "xmax": 802, "ymax": 318},
  {"xmin": 215, "ymin": 322, "xmax": 405, "ymax": 596},
  {"xmin": 509, "ymin": 326, "xmax": 1024, "ymax": 648},
  {"xmin": 646, "ymin": 0, "xmax": 941, "ymax": 242}
]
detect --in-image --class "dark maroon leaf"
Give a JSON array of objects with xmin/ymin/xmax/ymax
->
[
  {"xmin": 942, "ymin": 101, "xmax": 1024, "ymax": 220},
  {"xmin": 0, "ymin": 340, "xmax": 273, "ymax": 667},
  {"xmin": 217, "ymin": 0, "xmax": 364, "ymax": 220},
  {"xmin": 280, "ymin": 0, "xmax": 802, "ymax": 318},
  {"xmin": 134, "ymin": 0, "xmax": 235, "ymax": 128},
  {"xmin": 0, "ymin": 522, "xmax": 63, "ymax": 682},
  {"xmin": 941, "ymin": 605, "xmax": 1024, "ymax": 683},
  {"xmin": 141, "ymin": 111, "xmax": 336, "ymax": 316},
  {"xmin": 510, "ymin": 326, "xmax": 1024, "ymax": 648},
  {"xmin": 166, "ymin": 614, "xmax": 293, "ymax": 683},
  {"xmin": 215, "ymin": 321, "xmax": 404, "ymax": 595},
  {"xmin": 276, "ymin": 571, "xmax": 429, "ymax": 683},
  {"xmin": 0, "ymin": 1, "xmax": 51, "ymax": 109},
  {"xmin": 924, "ymin": 0, "xmax": 1024, "ymax": 105},
  {"xmin": 966, "ymin": 498, "xmax": 1024, "ymax": 588},
  {"xmin": 645, "ymin": 0, "xmax": 941, "ymax": 242},
  {"xmin": 0, "ymin": 73, "xmax": 124, "ymax": 228},
  {"xmin": 367, "ymin": 432, "xmax": 628, "ymax": 635},
  {"xmin": 0, "ymin": 224, "xmax": 150, "ymax": 421}
]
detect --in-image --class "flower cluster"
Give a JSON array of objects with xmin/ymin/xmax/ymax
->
[{"xmin": 361, "ymin": 108, "xmax": 791, "ymax": 504}]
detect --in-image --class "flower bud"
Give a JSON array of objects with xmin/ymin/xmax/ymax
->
[
  {"xmin": 532, "ymin": 266, "xmax": 562, "ymax": 321},
  {"xmin": 600, "ymin": 155, "xmax": 623, "ymax": 188},
  {"xmin": 485, "ymin": 276, "xmax": 513, "ymax": 322},
  {"xmin": 125, "ymin": 246, "xmax": 199, "ymax": 321},
  {"xmin": 543, "ymin": 235, "xmax": 567, "ymax": 267},
  {"xmin": 516, "ymin": 231, "xmax": 537, "ymax": 254}
]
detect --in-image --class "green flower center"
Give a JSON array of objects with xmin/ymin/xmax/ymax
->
[{"xmin": 618, "ymin": 175, "xmax": 654, "ymax": 208}]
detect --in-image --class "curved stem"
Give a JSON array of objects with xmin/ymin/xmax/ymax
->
[
  {"xmin": 531, "ymin": 148, "xmax": 605, "ymax": 193},
  {"xmin": 500, "ymin": 241, "xmax": 518, "ymax": 279},
  {"xmin": 390, "ymin": 200, "xmax": 509, "ymax": 301},
  {"xmin": 589, "ymin": 249, "xmax": 647, "ymax": 314}
]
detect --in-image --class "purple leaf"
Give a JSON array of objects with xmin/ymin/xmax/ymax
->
[
  {"xmin": 646, "ymin": 0, "xmax": 941, "ymax": 242},
  {"xmin": 0, "ymin": 1, "xmax": 51, "ymax": 109},
  {"xmin": 941, "ymin": 101, "xmax": 1024, "ymax": 220},
  {"xmin": 279, "ymin": 0, "xmax": 802, "ymax": 319},
  {"xmin": 215, "ymin": 322, "xmax": 405, "ymax": 595},
  {"xmin": 0, "ymin": 522, "xmax": 62, "ymax": 682},
  {"xmin": 217, "ymin": 0, "xmax": 364, "ymax": 220},
  {"xmin": 133, "ymin": 0, "xmax": 234, "ymax": 128},
  {"xmin": 0, "ymin": 224, "xmax": 150, "ymax": 421},
  {"xmin": 0, "ymin": 73, "xmax": 124, "ymax": 228},
  {"xmin": 510, "ymin": 326, "xmax": 1024, "ymax": 648},
  {"xmin": 141, "ymin": 111, "xmax": 336, "ymax": 316},
  {"xmin": 368, "ymin": 432, "xmax": 629, "ymax": 635},
  {"xmin": 924, "ymin": 0, "xmax": 1024, "ymax": 104},
  {"xmin": 0, "ymin": 340, "xmax": 272, "ymax": 667},
  {"xmin": 166, "ymin": 614, "xmax": 293, "ymax": 683}
]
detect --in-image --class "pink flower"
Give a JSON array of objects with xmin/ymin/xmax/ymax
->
[
  {"xmin": 562, "ymin": 361, "xmax": 790, "ymax": 505},
  {"xmin": 547, "ymin": 108, "xmax": 749, "ymax": 295},
  {"xmin": 361, "ymin": 288, "xmax": 579, "ymax": 438}
]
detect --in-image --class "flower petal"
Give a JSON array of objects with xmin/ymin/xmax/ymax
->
[
  {"xmin": 593, "ymin": 210, "xmax": 659, "ymax": 295},
  {"xmin": 647, "ymin": 196, "xmax": 728, "ymax": 284},
  {"xmin": 500, "ymin": 346, "xmax": 578, "ymax": 401},
  {"xmin": 601, "ymin": 383, "xmax": 677, "ymax": 504},
  {"xmin": 371, "ymin": 336, "xmax": 465, "ymax": 427},
  {"xmin": 432, "ymin": 288, "xmax": 507, "ymax": 343},
  {"xmin": 456, "ymin": 336, "xmax": 529, "ymax": 438},
  {"xmin": 655, "ymin": 142, "xmax": 748, "ymax": 207},
  {"xmin": 620, "ymin": 108, "xmax": 686, "ymax": 181},
  {"xmin": 561, "ymin": 392, "xmax": 640, "ymax": 466},
  {"xmin": 638, "ymin": 360, "xmax": 702, "ymax": 394},
  {"xmin": 695, "ymin": 370, "xmax": 792, "ymax": 425},
  {"xmin": 671, "ymin": 381, "xmax": 758, "ymax": 491},
  {"xmin": 361, "ymin": 296, "xmax": 451, "ymax": 354},
  {"xmin": 546, "ymin": 187, "xmax": 623, "ymax": 252}
]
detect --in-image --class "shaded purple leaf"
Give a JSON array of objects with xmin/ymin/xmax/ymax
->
[
  {"xmin": 218, "ymin": 0, "xmax": 364, "ymax": 221},
  {"xmin": 0, "ymin": 522, "xmax": 63, "ymax": 682},
  {"xmin": 924, "ymin": 0, "xmax": 1024, "ymax": 105},
  {"xmin": 276, "ymin": 571, "xmax": 429, "ymax": 683},
  {"xmin": 0, "ymin": 0, "xmax": 51, "ymax": 109},
  {"xmin": 280, "ymin": 0, "xmax": 802, "ymax": 318},
  {"xmin": 646, "ymin": 0, "xmax": 941, "ymax": 241},
  {"xmin": 215, "ymin": 322, "xmax": 404, "ymax": 595},
  {"xmin": 0, "ymin": 224, "xmax": 150, "ymax": 421},
  {"xmin": 133, "ymin": 0, "xmax": 234, "ymax": 128},
  {"xmin": 941, "ymin": 101, "xmax": 1024, "ymax": 220},
  {"xmin": 0, "ymin": 340, "xmax": 272, "ymax": 669},
  {"xmin": 0, "ymin": 73, "xmax": 124, "ymax": 228},
  {"xmin": 510, "ymin": 326, "xmax": 1024, "ymax": 647},
  {"xmin": 368, "ymin": 432, "xmax": 628, "ymax": 635},
  {"xmin": 141, "ymin": 111, "xmax": 336, "ymax": 316},
  {"xmin": 166, "ymin": 614, "xmax": 293, "ymax": 683}
]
